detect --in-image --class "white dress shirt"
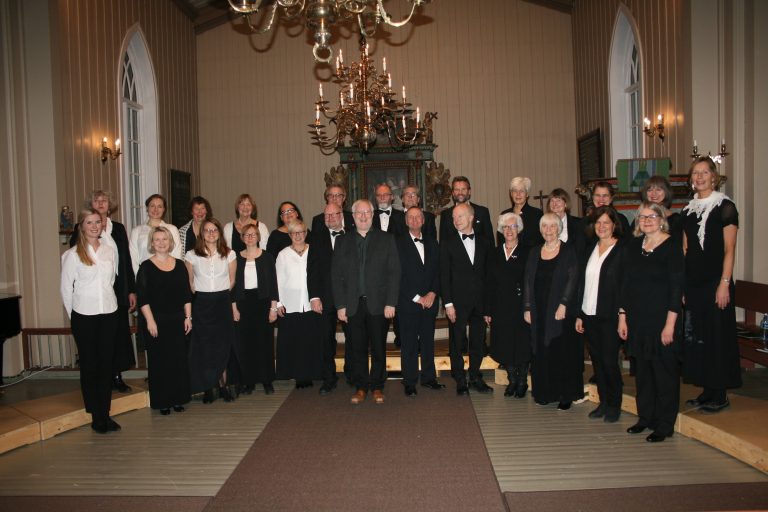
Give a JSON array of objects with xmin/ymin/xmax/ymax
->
[
  {"xmin": 378, "ymin": 207, "xmax": 391, "ymax": 232},
  {"xmin": 581, "ymin": 243, "xmax": 615, "ymax": 315},
  {"xmin": 185, "ymin": 249, "xmax": 236, "ymax": 292},
  {"xmin": 461, "ymin": 231, "xmax": 476, "ymax": 264},
  {"xmin": 559, "ymin": 215, "xmax": 569, "ymax": 243},
  {"xmin": 411, "ymin": 234, "xmax": 425, "ymax": 303},
  {"xmin": 329, "ymin": 228, "xmax": 345, "ymax": 249},
  {"xmin": 244, "ymin": 259, "xmax": 258, "ymax": 289},
  {"xmin": 102, "ymin": 218, "xmax": 120, "ymax": 274},
  {"xmin": 129, "ymin": 221, "xmax": 182, "ymax": 274},
  {"xmin": 275, "ymin": 246, "xmax": 311, "ymax": 313},
  {"xmin": 223, "ymin": 221, "xmax": 270, "ymax": 251},
  {"xmin": 60, "ymin": 243, "xmax": 118, "ymax": 318}
]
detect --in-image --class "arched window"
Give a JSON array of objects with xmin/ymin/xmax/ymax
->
[
  {"xmin": 118, "ymin": 27, "xmax": 159, "ymax": 231},
  {"xmin": 608, "ymin": 8, "xmax": 643, "ymax": 171}
]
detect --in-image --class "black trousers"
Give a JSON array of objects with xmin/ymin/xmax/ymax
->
[
  {"xmin": 583, "ymin": 314, "xmax": 623, "ymax": 409},
  {"xmin": 635, "ymin": 348, "xmax": 680, "ymax": 436},
  {"xmin": 449, "ymin": 303, "xmax": 486, "ymax": 384},
  {"xmin": 319, "ymin": 309, "xmax": 347, "ymax": 385},
  {"xmin": 347, "ymin": 297, "xmax": 387, "ymax": 391},
  {"xmin": 398, "ymin": 309, "xmax": 438, "ymax": 386},
  {"xmin": 71, "ymin": 310, "xmax": 118, "ymax": 421}
]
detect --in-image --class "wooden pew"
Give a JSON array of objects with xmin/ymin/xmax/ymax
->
[{"xmin": 735, "ymin": 280, "xmax": 768, "ymax": 368}]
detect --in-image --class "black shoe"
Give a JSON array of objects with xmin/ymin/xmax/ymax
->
[
  {"xmin": 557, "ymin": 401, "xmax": 572, "ymax": 411},
  {"xmin": 173, "ymin": 405, "xmax": 185, "ymax": 413},
  {"xmin": 112, "ymin": 374, "xmax": 131, "ymax": 393},
  {"xmin": 470, "ymin": 380, "xmax": 493, "ymax": 394},
  {"xmin": 514, "ymin": 384, "xmax": 528, "ymax": 399},
  {"xmin": 240, "ymin": 384, "xmax": 255, "ymax": 395},
  {"xmin": 203, "ymin": 389, "xmax": 215, "ymax": 404},
  {"xmin": 160, "ymin": 408, "xmax": 171, "ymax": 416},
  {"xmin": 421, "ymin": 380, "xmax": 446, "ymax": 390},
  {"xmin": 685, "ymin": 394, "xmax": 712, "ymax": 407},
  {"xmin": 603, "ymin": 408, "xmax": 621, "ymax": 423},
  {"xmin": 700, "ymin": 399, "xmax": 730, "ymax": 414},
  {"xmin": 504, "ymin": 384, "xmax": 515, "ymax": 397},
  {"xmin": 404, "ymin": 385, "xmax": 417, "ymax": 397},
  {"xmin": 106, "ymin": 418, "xmax": 121, "ymax": 431},
  {"xmin": 319, "ymin": 382, "xmax": 336, "ymax": 396},
  {"xmin": 91, "ymin": 420, "xmax": 109, "ymax": 434},
  {"xmin": 626, "ymin": 423, "xmax": 647, "ymax": 434},
  {"xmin": 646, "ymin": 432, "xmax": 667, "ymax": 443},
  {"xmin": 588, "ymin": 405, "xmax": 605, "ymax": 419},
  {"xmin": 219, "ymin": 386, "xmax": 234, "ymax": 402},
  {"xmin": 535, "ymin": 399, "xmax": 549, "ymax": 406},
  {"xmin": 456, "ymin": 384, "xmax": 470, "ymax": 396},
  {"xmin": 263, "ymin": 383, "xmax": 275, "ymax": 394}
]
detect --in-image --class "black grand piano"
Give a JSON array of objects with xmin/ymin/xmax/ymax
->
[{"xmin": 0, "ymin": 292, "xmax": 22, "ymax": 385}]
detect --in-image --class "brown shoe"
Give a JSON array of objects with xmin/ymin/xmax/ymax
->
[
  {"xmin": 373, "ymin": 390, "xmax": 385, "ymax": 404},
  {"xmin": 350, "ymin": 389, "xmax": 367, "ymax": 404}
]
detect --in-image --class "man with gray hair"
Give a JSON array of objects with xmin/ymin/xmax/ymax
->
[{"xmin": 400, "ymin": 185, "xmax": 437, "ymax": 240}]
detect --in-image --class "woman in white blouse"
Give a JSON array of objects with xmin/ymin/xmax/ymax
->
[
  {"xmin": 575, "ymin": 206, "xmax": 625, "ymax": 423},
  {"xmin": 275, "ymin": 221, "xmax": 323, "ymax": 388},
  {"xmin": 60, "ymin": 208, "xmax": 121, "ymax": 434},
  {"xmin": 129, "ymin": 194, "xmax": 182, "ymax": 274},
  {"xmin": 223, "ymin": 193, "xmax": 270, "ymax": 252},
  {"xmin": 184, "ymin": 218, "xmax": 237, "ymax": 403}
]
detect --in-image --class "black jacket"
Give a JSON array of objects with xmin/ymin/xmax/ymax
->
[{"xmin": 396, "ymin": 233, "xmax": 440, "ymax": 315}]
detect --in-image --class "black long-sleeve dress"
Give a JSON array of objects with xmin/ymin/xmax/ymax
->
[
  {"xmin": 136, "ymin": 259, "xmax": 192, "ymax": 409},
  {"xmin": 231, "ymin": 251, "xmax": 279, "ymax": 387},
  {"xmin": 486, "ymin": 244, "xmax": 530, "ymax": 369},
  {"xmin": 266, "ymin": 230, "xmax": 291, "ymax": 259}
]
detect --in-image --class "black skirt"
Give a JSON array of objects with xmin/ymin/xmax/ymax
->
[
  {"xmin": 276, "ymin": 311, "xmax": 323, "ymax": 381},
  {"xmin": 233, "ymin": 289, "xmax": 275, "ymax": 385},
  {"xmin": 143, "ymin": 311, "xmax": 191, "ymax": 409},
  {"xmin": 188, "ymin": 290, "xmax": 235, "ymax": 393}
]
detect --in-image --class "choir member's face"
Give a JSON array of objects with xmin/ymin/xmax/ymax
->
[
  {"xmin": 452, "ymin": 204, "xmax": 473, "ymax": 233},
  {"xmin": 402, "ymin": 188, "xmax": 420, "ymax": 209},
  {"xmin": 81, "ymin": 213, "xmax": 102, "ymax": 240},
  {"xmin": 152, "ymin": 231, "xmax": 171, "ymax": 255},
  {"xmin": 203, "ymin": 222, "xmax": 220, "ymax": 243},
  {"xmin": 242, "ymin": 227, "xmax": 259, "ymax": 248},
  {"xmin": 192, "ymin": 203, "xmax": 208, "ymax": 223},
  {"xmin": 592, "ymin": 186, "xmax": 613, "ymax": 207},
  {"xmin": 594, "ymin": 213, "xmax": 615, "ymax": 240},
  {"xmin": 637, "ymin": 208, "xmax": 662, "ymax": 235},
  {"xmin": 238, "ymin": 199, "xmax": 253, "ymax": 219},
  {"xmin": 91, "ymin": 195, "xmax": 110, "ymax": 217},
  {"xmin": 501, "ymin": 220, "xmax": 519, "ymax": 244},
  {"xmin": 147, "ymin": 197, "xmax": 165, "ymax": 220},
  {"xmin": 279, "ymin": 203, "xmax": 298, "ymax": 224},
  {"xmin": 548, "ymin": 197, "xmax": 566, "ymax": 217},
  {"xmin": 540, "ymin": 221, "xmax": 559, "ymax": 242},
  {"xmin": 375, "ymin": 186, "xmax": 393, "ymax": 209},
  {"xmin": 645, "ymin": 186, "xmax": 666, "ymax": 205},
  {"xmin": 691, "ymin": 162, "xmax": 716, "ymax": 193},
  {"xmin": 324, "ymin": 204, "xmax": 343, "ymax": 230},
  {"xmin": 353, "ymin": 203, "xmax": 374, "ymax": 231},
  {"xmin": 510, "ymin": 187, "xmax": 528, "ymax": 207},
  {"xmin": 451, "ymin": 181, "xmax": 471, "ymax": 204},
  {"xmin": 406, "ymin": 208, "xmax": 424, "ymax": 236},
  {"xmin": 326, "ymin": 187, "xmax": 345, "ymax": 208}
]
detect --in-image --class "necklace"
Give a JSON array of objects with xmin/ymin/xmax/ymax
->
[
  {"xmin": 543, "ymin": 241, "xmax": 560, "ymax": 252},
  {"xmin": 292, "ymin": 245, "xmax": 307, "ymax": 256}
]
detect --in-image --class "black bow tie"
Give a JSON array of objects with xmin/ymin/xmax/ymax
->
[
  {"xmin": 331, "ymin": 230, "xmax": 344, "ymax": 236},
  {"xmin": 462, "ymin": 233, "xmax": 475, "ymax": 240},
  {"xmin": 377, "ymin": 209, "xmax": 391, "ymax": 215},
  {"xmin": 413, "ymin": 237, "xmax": 422, "ymax": 243}
]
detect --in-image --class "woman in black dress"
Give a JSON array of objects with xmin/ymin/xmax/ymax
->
[
  {"xmin": 184, "ymin": 218, "xmax": 237, "ymax": 403},
  {"xmin": 498, "ymin": 176, "xmax": 544, "ymax": 249},
  {"xmin": 224, "ymin": 193, "xmax": 270, "ymax": 252},
  {"xmin": 523, "ymin": 213, "xmax": 581, "ymax": 410},
  {"xmin": 179, "ymin": 196, "xmax": 213, "ymax": 255},
  {"xmin": 619, "ymin": 202, "xmax": 684, "ymax": 442},
  {"xmin": 682, "ymin": 156, "xmax": 740, "ymax": 413},
  {"xmin": 136, "ymin": 226, "xmax": 193, "ymax": 415},
  {"xmin": 485, "ymin": 212, "xmax": 530, "ymax": 397},
  {"xmin": 266, "ymin": 201, "xmax": 306, "ymax": 258},
  {"xmin": 638, "ymin": 176, "xmax": 683, "ymax": 239},
  {"xmin": 232, "ymin": 223, "xmax": 279, "ymax": 395},
  {"xmin": 546, "ymin": 188, "xmax": 585, "ymax": 256},
  {"xmin": 575, "ymin": 206, "xmax": 624, "ymax": 423},
  {"xmin": 275, "ymin": 221, "xmax": 323, "ymax": 388}
]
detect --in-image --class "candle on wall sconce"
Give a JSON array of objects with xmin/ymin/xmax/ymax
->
[
  {"xmin": 643, "ymin": 114, "xmax": 665, "ymax": 142},
  {"xmin": 101, "ymin": 137, "xmax": 122, "ymax": 163}
]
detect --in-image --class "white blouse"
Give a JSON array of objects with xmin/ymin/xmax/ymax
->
[
  {"xmin": 129, "ymin": 221, "xmax": 182, "ymax": 274},
  {"xmin": 275, "ymin": 246, "xmax": 310, "ymax": 313},
  {"xmin": 185, "ymin": 249, "xmax": 236, "ymax": 292},
  {"xmin": 223, "ymin": 221, "xmax": 270, "ymax": 251},
  {"xmin": 244, "ymin": 260, "xmax": 258, "ymax": 289},
  {"xmin": 581, "ymin": 243, "xmax": 615, "ymax": 315},
  {"xmin": 60, "ymin": 243, "xmax": 118, "ymax": 318},
  {"xmin": 559, "ymin": 215, "xmax": 569, "ymax": 243}
]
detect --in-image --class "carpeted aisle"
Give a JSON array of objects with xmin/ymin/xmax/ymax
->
[{"xmin": 204, "ymin": 380, "xmax": 507, "ymax": 512}]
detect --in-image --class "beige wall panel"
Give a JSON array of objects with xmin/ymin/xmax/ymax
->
[{"xmin": 197, "ymin": 0, "xmax": 578, "ymax": 227}]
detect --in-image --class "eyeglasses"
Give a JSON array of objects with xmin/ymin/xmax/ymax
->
[
  {"xmin": 327, "ymin": 193, "xmax": 345, "ymax": 199},
  {"xmin": 637, "ymin": 214, "xmax": 660, "ymax": 221},
  {"xmin": 501, "ymin": 225, "xmax": 518, "ymax": 231},
  {"xmin": 243, "ymin": 233, "xmax": 258, "ymax": 239},
  {"xmin": 324, "ymin": 212, "xmax": 342, "ymax": 218},
  {"xmin": 203, "ymin": 228, "xmax": 219, "ymax": 234},
  {"xmin": 403, "ymin": 192, "xmax": 419, "ymax": 198},
  {"xmin": 280, "ymin": 208, "xmax": 297, "ymax": 216},
  {"xmin": 289, "ymin": 230, "xmax": 307, "ymax": 236},
  {"xmin": 354, "ymin": 210, "xmax": 373, "ymax": 217}
]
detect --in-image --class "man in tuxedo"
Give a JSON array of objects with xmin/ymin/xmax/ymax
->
[
  {"xmin": 372, "ymin": 183, "xmax": 405, "ymax": 236},
  {"xmin": 332, "ymin": 199, "xmax": 401, "ymax": 404},
  {"xmin": 438, "ymin": 176, "xmax": 494, "ymax": 243},
  {"xmin": 440, "ymin": 202, "xmax": 493, "ymax": 395},
  {"xmin": 400, "ymin": 186, "xmax": 437, "ymax": 240},
  {"xmin": 308, "ymin": 203, "xmax": 350, "ymax": 395},
  {"xmin": 396, "ymin": 207, "xmax": 444, "ymax": 397},
  {"xmin": 311, "ymin": 184, "xmax": 355, "ymax": 235}
]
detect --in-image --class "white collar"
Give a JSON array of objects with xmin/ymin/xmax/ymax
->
[{"xmin": 683, "ymin": 191, "xmax": 729, "ymax": 249}]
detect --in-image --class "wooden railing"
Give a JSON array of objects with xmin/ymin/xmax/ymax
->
[{"xmin": 21, "ymin": 326, "xmax": 141, "ymax": 371}]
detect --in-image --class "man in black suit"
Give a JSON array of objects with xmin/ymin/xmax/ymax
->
[
  {"xmin": 311, "ymin": 184, "xmax": 355, "ymax": 235},
  {"xmin": 438, "ymin": 176, "xmax": 494, "ymax": 243},
  {"xmin": 332, "ymin": 199, "xmax": 401, "ymax": 405},
  {"xmin": 400, "ymin": 186, "xmax": 437, "ymax": 240},
  {"xmin": 308, "ymin": 203, "xmax": 350, "ymax": 395},
  {"xmin": 372, "ymin": 183, "xmax": 406, "ymax": 236},
  {"xmin": 440, "ymin": 202, "xmax": 493, "ymax": 395},
  {"xmin": 396, "ymin": 207, "xmax": 444, "ymax": 397}
]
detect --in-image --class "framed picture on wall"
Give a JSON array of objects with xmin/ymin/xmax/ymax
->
[
  {"xmin": 361, "ymin": 162, "xmax": 416, "ymax": 210},
  {"xmin": 169, "ymin": 169, "xmax": 191, "ymax": 227},
  {"xmin": 577, "ymin": 128, "xmax": 603, "ymax": 183}
]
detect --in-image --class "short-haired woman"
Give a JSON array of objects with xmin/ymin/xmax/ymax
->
[
  {"xmin": 499, "ymin": 176, "xmax": 543, "ymax": 249},
  {"xmin": 136, "ymin": 226, "xmax": 192, "ymax": 415},
  {"xmin": 61, "ymin": 208, "xmax": 121, "ymax": 433},
  {"xmin": 129, "ymin": 194, "xmax": 182, "ymax": 275},
  {"xmin": 224, "ymin": 194, "xmax": 270, "ymax": 252},
  {"xmin": 638, "ymin": 176, "xmax": 683, "ymax": 239}
]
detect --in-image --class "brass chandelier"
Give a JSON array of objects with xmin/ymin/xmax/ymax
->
[
  {"xmin": 227, "ymin": 0, "xmax": 431, "ymax": 62},
  {"xmin": 309, "ymin": 37, "xmax": 435, "ymax": 155}
]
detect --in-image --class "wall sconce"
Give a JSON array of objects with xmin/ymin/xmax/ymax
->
[
  {"xmin": 101, "ymin": 137, "xmax": 121, "ymax": 163},
  {"xmin": 691, "ymin": 139, "xmax": 729, "ymax": 163},
  {"xmin": 643, "ymin": 114, "xmax": 665, "ymax": 142}
]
